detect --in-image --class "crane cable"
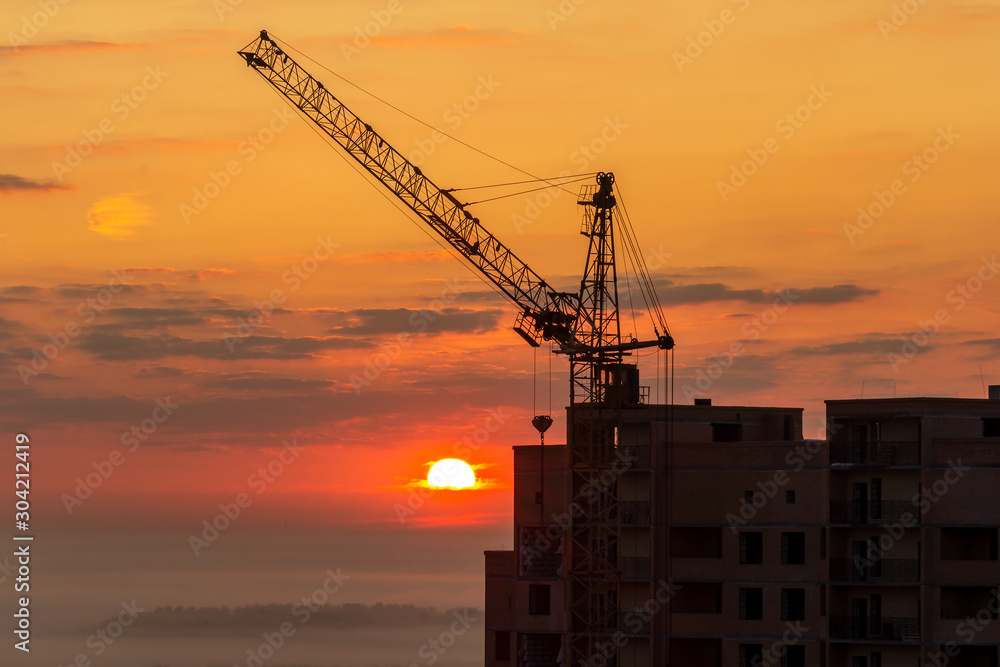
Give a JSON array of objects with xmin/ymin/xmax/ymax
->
[
  {"xmin": 462, "ymin": 175, "xmax": 595, "ymax": 206},
  {"xmin": 614, "ymin": 183, "xmax": 670, "ymax": 337},
  {"xmin": 256, "ymin": 75, "xmax": 515, "ymax": 308},
  {"xmin": 269, "ymin": 33, "xmax": 581, "ymax": 197},
  {"xmin": 446, "ymin": 173, "xmax": 598, "ymax": 193}
]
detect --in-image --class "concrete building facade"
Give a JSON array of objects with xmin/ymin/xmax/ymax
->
[{"xmin": 485, "ymin": 395, "xmax": 1000, "ymax": 667}]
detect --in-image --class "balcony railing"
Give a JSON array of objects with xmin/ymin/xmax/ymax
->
[
  {"xmin": 620, "ymin": 556, "xmax": 651, "ymax": 580},
  {"xmin": 829, "ymin": 615, "xmax": 920, "ymax": 642},
  {"xmin": 830, "ymin": 440, "xmax": 920, "ymax": 466},
  {"xmin": 830, "ymin": 500, "xmax": 920, "ymax": 525},
  {"xmin": 619, "ymin": 501, "xmax": 651, "ymax": 525},
  {"xmin": 830, "ymin": 558, "xmax": 920, "ymax": 583}
]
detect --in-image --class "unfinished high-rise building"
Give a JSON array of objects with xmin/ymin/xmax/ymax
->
[{"xmin": 485, "ymin": 390, "xmax": 1000, "ymax": 667}]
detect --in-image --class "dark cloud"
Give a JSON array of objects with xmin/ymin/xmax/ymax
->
[
  {"xmin": 206, "ymin": 376, "xmax": 336, "ymax": 392},
  {"xmin": 964, "ymin": 338, "xmax": 1000, "ymax": 350},
  {"xmin": 1, "ymin": 285, "xmax": 43, "ymax": 295},
  {"xmin": 78, "ymin": 332, "xmax": 372, "ymax": 361},
  {"xmin": 4, "ymin": 395, "xmax": 153, "ymax": 424},
  {"xmin": 789, "ymin": 338, "xmax": 910, "ymax": 356},
  {"xmin": 0, "ymin": 380, "xmax": 512, "ymax": 436},
  {"xmin": 94, "ymin": 307, "xmax": 207, "ymax": 330},
  {"xmin": 655, "ymin": 282, "xmax": 768, "ymax": 305},
  {"xmin": 51, "ymin": 283, "xmax": 147, "ymax": 299},
  {"xmin": 328, "ymin": 308, "xmax": 503, "ymax": 336},
  {"xmin": 0, "ymin": 173, "xmax": 67, "ymax": 191},
  {"xmin": 652, "ymin": 280, "xmax": 879, "ymax": 306},
  {"xmin": 134, "ymin": 366, "xmax": 188, "ymax": 378},
  {"xmin": 105, "ymin": 602, "xmax": 481, "ymax": 637},
  {"xmin": 795, "ymin": 285, "xmax": 880, "ymax": 304}
]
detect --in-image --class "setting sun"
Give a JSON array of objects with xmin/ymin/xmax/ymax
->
[{"xmin": 428, "ymin": 459, "xmax": 476, "ymax": 489}]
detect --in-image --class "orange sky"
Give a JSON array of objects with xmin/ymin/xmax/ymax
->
[{"xmin": 1, "ymin": 1, "xmax": 999, "ymax": 664}]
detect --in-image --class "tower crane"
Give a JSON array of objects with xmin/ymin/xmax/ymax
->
[
  {"xmin": 237, "ymin": 30, "xmax": 672, "ymax": 406},
  {"xmin": 238, "ymin": 30, "xmax": 674, "ymax": 667}
]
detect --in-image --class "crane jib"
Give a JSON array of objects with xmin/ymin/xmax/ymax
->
[{"xmin": 238, "ymin": 31, "xmax": 582, "ymax": 345}]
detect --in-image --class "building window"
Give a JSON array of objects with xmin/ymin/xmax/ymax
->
[
  {"xmin": 781, "ymin": 588, "xmax": 806, "ymax": 621},
  {"xmin": 739, "ymin": 643, "xmax": 763, "ymax": 667},
  {"xmin": 782, "ymin": 645, "xmax": 805, "ymax": 667},
  {"xmin": 984, "ymin": 418, "xmax": 1000, "ymax": 437},
  {"xmin": 745, "ymin": 490, "xmax": 755, "ymax": 504},
  {"xmin": 786, "ymin": 490, "xmax": 796, "ymax": 504},
  {"xmin": 870, "ymin": 478, "xmax": 882, "ymax": 519},
  {"xmin": 870, "ymin": 652, "xmax": 881, "ymax": 667},
  {"xmin": 741, "ymin": 532, "xmax": 763, "ymax": 564},
  {"xmin": 739, "ymin": 588, "xmax": 763, "ymax": 620},
  {"xmin": 851, "ymin": 658, "xmax": 867, "ymax": 667},
  {"xmin": 528, "ymin": 584, "xmax": 550, "ymax": 615},
  {"xmin": 782, "ymin": 532, "xmax": 806, "ymax": 564},
  {"xmin": 494, "ymin": 631, "xmax": 510, "ymax": 661},
  {"xmin": 712, "ymin": 422, "xmax": 742, "ymax": 442},
  {"xmin": 783, "ymin": 414, "xmax": 793, "ymax": 441}
]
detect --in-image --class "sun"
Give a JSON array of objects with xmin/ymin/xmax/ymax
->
[{"xmin": 428, "ymin": 459, "xmax": 476, "ymax": 489}]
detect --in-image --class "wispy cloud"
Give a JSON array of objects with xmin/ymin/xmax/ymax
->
[
  {"xmin": 0, "ymin": 40, "xmax": 147, "ymax": 58},
  {"xmin": 0, "ymin": 173, "xmax": 68, "ymax": 192}
]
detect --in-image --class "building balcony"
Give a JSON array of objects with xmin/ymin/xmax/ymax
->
[
  {"xmin": 830, "ymin": 440, "xmax": 920, "ymax": 466},
  {"xmin": 829, "ymin": 500, "xmax": 919, "ymax": 525},
  {"xmin": 619, "ymin": 501, "xmax": 651, "ymax": 525},
  {"xmin": 829, "ymin": 615, "xmax": 920, "ymax": 642},
  {"xmin": 617, "ymin": 445, "xmax": 651, "ymax": 469},
  {"xmin": 829, "ymin": 558, "xmax": 920, "ymax": 584}
]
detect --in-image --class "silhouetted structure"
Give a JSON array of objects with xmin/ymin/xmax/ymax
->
[{"xmin": 485, "ymin": 391, "xmax": 1000, "ymax": 667}]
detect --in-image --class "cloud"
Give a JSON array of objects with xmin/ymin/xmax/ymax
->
[
  {"xmin": 652, "ymin": 279, "xmax": 879, "ymax": 306},
  {"xmin": 795, "ymin": 285, "xmax": 880, "ymax": 304},
  {"xmin": 51, "ymin": 283, "xmax": 147, "ymax": 299},
  {"xmin": 205, "ymin": 376, "xmax": 336, "ymax": 392},
  {"xmin": 328, "ymin": 308, "xmax": 503, "ymax": 336},
  {"xmin": 87, "ymin": 193, "xmax": 150, "ymax": 239},
  {"xmin": 184, "ymin": 268, "xmax": 234, "ymax": 281},
  {"xmin": 94, "ymin": 307, "xmax": 207, "ymax": 330},
  {"xmin": 3, "ymin": 395, "xmax": 154, "ymax": 424},
  {"xmin": 0, "ymin": 173, "xmax": 67, "ymax": 192},
  {"xmin": 0, "ymin": 40, "xmax": 146, "ymax": 58},
  {"xmin": 963, "ymin": 338, "xmax": 1000, "ymax": 351},
  {"xmin": 77, "ymin": 331, "xmax": 372, "ymax": 361},
  {"xmin": 134, "ymin": 366, "xmax": 188, "ymax": 378},
  {"xmin": 789, "ymin": 337, "xmax": 914, "ymax": 356},
  {"xmin": 106, "ymin": 602, "xmax": 481, "ymax": 637},
  {"xmin": 123, "ymin": 267, "xmax": 177, "ymax": 275}
]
